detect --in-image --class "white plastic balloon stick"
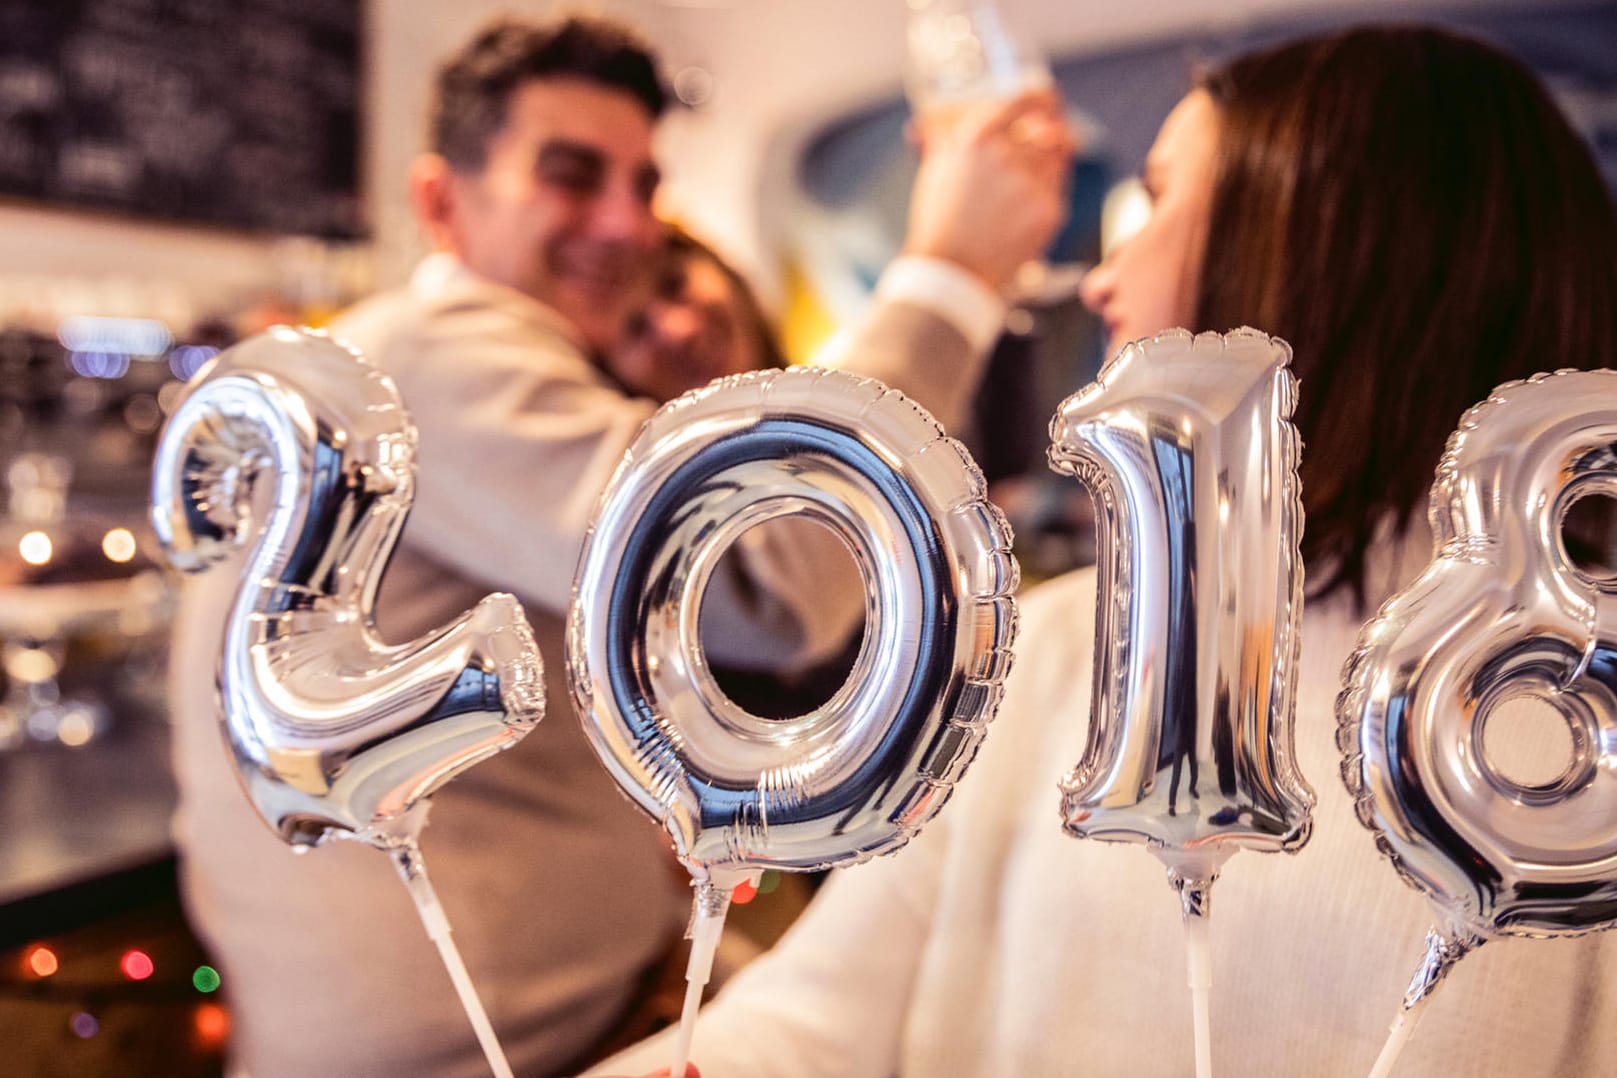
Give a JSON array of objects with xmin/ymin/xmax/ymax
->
[
  {"xmin": 1183, "ymin": 909, "xmax": 1214, "ymax": 1078},
  {"xmin": 669, "ymin": 878, "xmax": 737, "ymax": 1078},
  {"xmin": 392, "ymin": 845, "xmax": 516, "ymax": 1078},
  {"xmin": 1367, "ymin": 1006, "xmax": 1421, "ymax": 1078},
  {"xmin": 1364, "ymin": 929, "xmax": 1474, "ymax": 1078}
]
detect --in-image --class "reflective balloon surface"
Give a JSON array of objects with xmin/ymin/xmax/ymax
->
[
  {"xmin": 568, "ymin": 366, "xmax": 1018, "ymax": 880},
  {"xmin": 1339, "ymin": 368, "xmax": 1617, "ymax": 958},
  {"xmin": 151, "ymin": 326, "xmax": 544, "ymax": 848},
  {"xmin": 1051, "ymin": 329, "xmax": 1313, "ymax": 867}
]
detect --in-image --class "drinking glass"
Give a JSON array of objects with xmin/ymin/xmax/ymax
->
[{"xmin": 903, "ymin": 0, "xmax": 1082, "ymax": 305}]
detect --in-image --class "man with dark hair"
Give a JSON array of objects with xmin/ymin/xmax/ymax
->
[
  {"xmin": 169, "ymin": 12, "xmax": 1071, "ymax": 1077},
  {"xmin": 430, "ymin": 16, "xmax": 670, "ymax": 169},
  {"xmin": 410, "ymin": 15, "xmax": 670, "ymax": 356}
]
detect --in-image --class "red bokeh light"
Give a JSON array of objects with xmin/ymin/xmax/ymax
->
[{"xmin": 120, "ymin": 949, "xmax": 155, "ymax": 981}]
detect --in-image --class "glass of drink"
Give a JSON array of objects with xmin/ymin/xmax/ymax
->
[
  {"xmin": 904, "ymin": 0, "xmax": 1080, "ymax": 305},
  {"xmin": 904, "ymin": 0, "xmax": 1050, "ymax": 135}
]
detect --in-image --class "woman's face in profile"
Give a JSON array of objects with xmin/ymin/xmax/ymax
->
[
  {"xmin": 608, "ymin": 247, "xmax": 764, "ymax": 403},
  {"xmin": 1081, "ymin": 89, "xmax": 1221, "ymax": 358}
]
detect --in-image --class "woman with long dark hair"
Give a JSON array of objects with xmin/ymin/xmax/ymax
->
[{"xmin": 598, "ymin": 25, "xmax": 1617, "ymax": 1077}]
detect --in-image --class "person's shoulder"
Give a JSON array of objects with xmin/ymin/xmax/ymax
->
[
  {"xmin": 424, "ymin": 272, "xmax": 584, "ymax": 350},
  {"xmin": 324, "ymin": 284, "xmax": 423, "ymax": 361},
  {"xmin": 326, "ymin": 272, "xmax": 591, "ymax": 385},
  {"xmin": 1015, "ymin": 566, "xmax": 1100, "ymax": 634}
]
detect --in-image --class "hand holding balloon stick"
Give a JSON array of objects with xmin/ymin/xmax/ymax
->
[
  {"xmin": 150, "ymin": 328, "xmax": 544, "ymax": 1078},
  {"xmin": 568, "ymin": 367, "xmax": 1018, "ymax": 1078},
  {"xmin": 1338, "ymin": 368, "xmax": 1617, "ymax": 1077},
  {"xmin": 1048, "ymin": 329, "xmax": 1314, "ymax": 1078}
]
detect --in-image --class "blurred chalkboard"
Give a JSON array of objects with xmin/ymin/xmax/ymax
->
[{"xmin": 0, "ymin": 0, "xmax": 362, "ymax": 238}]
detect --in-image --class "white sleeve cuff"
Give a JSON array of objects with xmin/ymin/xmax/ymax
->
[{"xmin": 873, "ymin": 256, "xmax": 1007, "ymax": 356}]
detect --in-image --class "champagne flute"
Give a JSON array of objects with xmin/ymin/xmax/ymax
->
[
  {"xmin": 903, "ymin": 0, "xmax": 1083, "ymax": 306},
  {"xmin": 904, "ymin": 0, "xmax": 1048, "ymax": 127}
]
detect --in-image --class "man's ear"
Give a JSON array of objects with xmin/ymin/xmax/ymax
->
[{"xmin": 409, "ymin": 154, "xmax": 460, "ymax": 253}]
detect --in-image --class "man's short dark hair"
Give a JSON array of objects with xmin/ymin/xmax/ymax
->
[{"xmin": 431, "ymin": 15, "xmax": 669, "ymax": 172}]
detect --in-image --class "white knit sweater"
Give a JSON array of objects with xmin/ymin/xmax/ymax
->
[{"xmin": 598, "ymin": 562, "xmax": 1617, "ymax": 1077}]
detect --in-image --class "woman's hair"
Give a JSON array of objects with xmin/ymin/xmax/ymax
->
[
  {"xmin": 663, "ymin": 224, "xmax": 787, "ymax": 371},
  {"xmin": 1195, "ymin": 25, "xmax": 1617, "ymax": 605}
]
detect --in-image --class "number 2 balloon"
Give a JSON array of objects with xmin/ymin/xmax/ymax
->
[
  {"xmin": 151, "ymin": 326, "xmax": 544, "ymax": 847},
  {"xmin": 150, "ymin": 326, "xmax": 544, "ymax": 1077}
]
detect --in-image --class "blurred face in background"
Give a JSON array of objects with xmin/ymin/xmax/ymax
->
[
  {"xmin": 607, "ymin": 241, "xmax": 768, "ymax": 402},
  {"xmin": 435, "ymin": 77, "xmax": 663, "ymax": 352},
  {"xmin": 1080, "ymin": 89, "xmax": 1221, "ymax": 357}
]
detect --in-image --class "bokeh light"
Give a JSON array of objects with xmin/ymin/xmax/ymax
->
[
  {"xmin": 193, "ymin": 965, "xmax": 221, "ymax": 993},
  {"xmin": 70, "ymin": 1012, "xmax": 99, "ymax": 1039},
  {"xmin": 167, "ymin": 344, "xmax": 220, "ymax": 382},
  {"xmin": 23, "ymin": 945, "xmax": 59, "ymax": 978},
  {"xmin": 18, "ymin": 530, "xmax": 52, "ymax": 566},
  {"xmin": 101, "ymin": 527, "xmax": 137, "ymax": 563},
  {"xmin": 57, "ymin": 708, "xmax": 98, "ymax": 748},
  {"xmin": 193, "ymin": 1001, "xmax": 230, "ymax": 1048},
  {"xmin": 123, "ymin": 395, "xmax": 164, "ymax": 434},
  {"xmin": 120, "ymin": 949, "xmax": 155, "ymax": 980}
]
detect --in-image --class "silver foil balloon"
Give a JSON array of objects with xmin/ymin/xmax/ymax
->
[
  {"xmin": 1049, "ymin": 328, "xmax": 1311, "ymax": 1076},
  {"xmin": 150, "ymin": 326, "xmax": 545, "ymax": 849},
  {"xmin": 567, "ymin": 365, "xmax": 1018, "ymax": 882},
  {"xmin": 1339, "ymin": 367, "xmax": 1617, "ymax": 1023},
  {"xmin": 1050, "ymin": 328, "xmax": 1313, "ymax": 896}
]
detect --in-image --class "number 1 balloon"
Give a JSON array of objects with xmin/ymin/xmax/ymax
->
[
  {"xmin": 1338, "ymin": 368, "xmax": 1617, "ymax": 1077},
  {"xmin": 150, "ymin": 326, "xmax": 544, "ymax": 1078},
  {"xmin": 1048, "ymin": 329, "xmax": 1313, "ymax": 1078},
  {"xmin": 569, "ymin": 366, "xmax": 1018, "ymax": 1078}
]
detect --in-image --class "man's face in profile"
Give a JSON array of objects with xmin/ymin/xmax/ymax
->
[{"xmin": 445, "ymin": 76, "xmax": 663, "ymax": 352}]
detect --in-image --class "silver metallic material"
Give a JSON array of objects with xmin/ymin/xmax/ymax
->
[
  {"xmin": 1339, "ymin": 368, "xmax": 1617, "ymax": 1007},
  {"xmin": 150, "ymin": 326, "xmax": 544, "ymax": 848},
  {"xmin": 1050, "ymin": 329, "xmax": 1314, "ymax": 866},
  {"xmin": 568, "ymin": 366, "xmax": 1018, "ymax": 881}
]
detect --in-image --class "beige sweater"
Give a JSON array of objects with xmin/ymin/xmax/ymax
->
[{"xmin": 599, "ymin": 563, "xmax": 1617, "ymax": 1077}]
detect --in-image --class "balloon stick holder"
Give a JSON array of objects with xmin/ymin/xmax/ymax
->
[
  {"xmin": 1162, "ymin": 850, "xmax": 1230, "ymax": 1078},
  {"xmin": 1366, "ymin": 927, "xmax": 1478, "ymax": 1078},
  {"xmin": 389, "ymin": 842, "xmax": 516, "ymax": 1078},
  {"xmin": 668, "ymin": 869, "xmax": 753, "ymax": 1078}
]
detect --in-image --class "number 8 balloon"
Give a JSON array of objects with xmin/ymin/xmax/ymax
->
[
  {"xmin": 569, "ymin": 366, "xmax": 1018, "ymax": 1078},
  {"xmin": 1339, "ymin": 368, "xmax": 1617, "ymax": 1077},
  {"xmin": 150, "ymin": 326, "xmax": 544, "ymax": 1078},
  {"xmin": 1048, "ymin": 329, "xmax": 1313, "ymax": 1078}
]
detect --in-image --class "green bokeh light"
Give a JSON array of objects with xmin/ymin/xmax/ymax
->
[{"xmin": 193, "ymin": 965, "xmax": 221, "ymax": 993}]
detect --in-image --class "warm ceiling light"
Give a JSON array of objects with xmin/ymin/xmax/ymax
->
[
  {"xmin": 102, "ymin": 527, "xmax": 137, "ymax": 563},
  {"xmin": 18, "ymin": 531, "xmax": 51, "ymax": 566}
]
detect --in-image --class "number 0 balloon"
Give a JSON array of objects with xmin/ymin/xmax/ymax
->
[
  {"xmin": 569, "ymin": 365, "xmax": 1018, "ymax": 1076},
  {"xmin": 1339, "ymin": 368, "xmax": 1617, "ymax": 1076},
  {"xmin": 1048, "ymin": 328, "xmax": 1312, "ymax": 1078},
  {"xmin": 150, "ymin": 326, "xmax": 543, "ymax": 1078}
]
